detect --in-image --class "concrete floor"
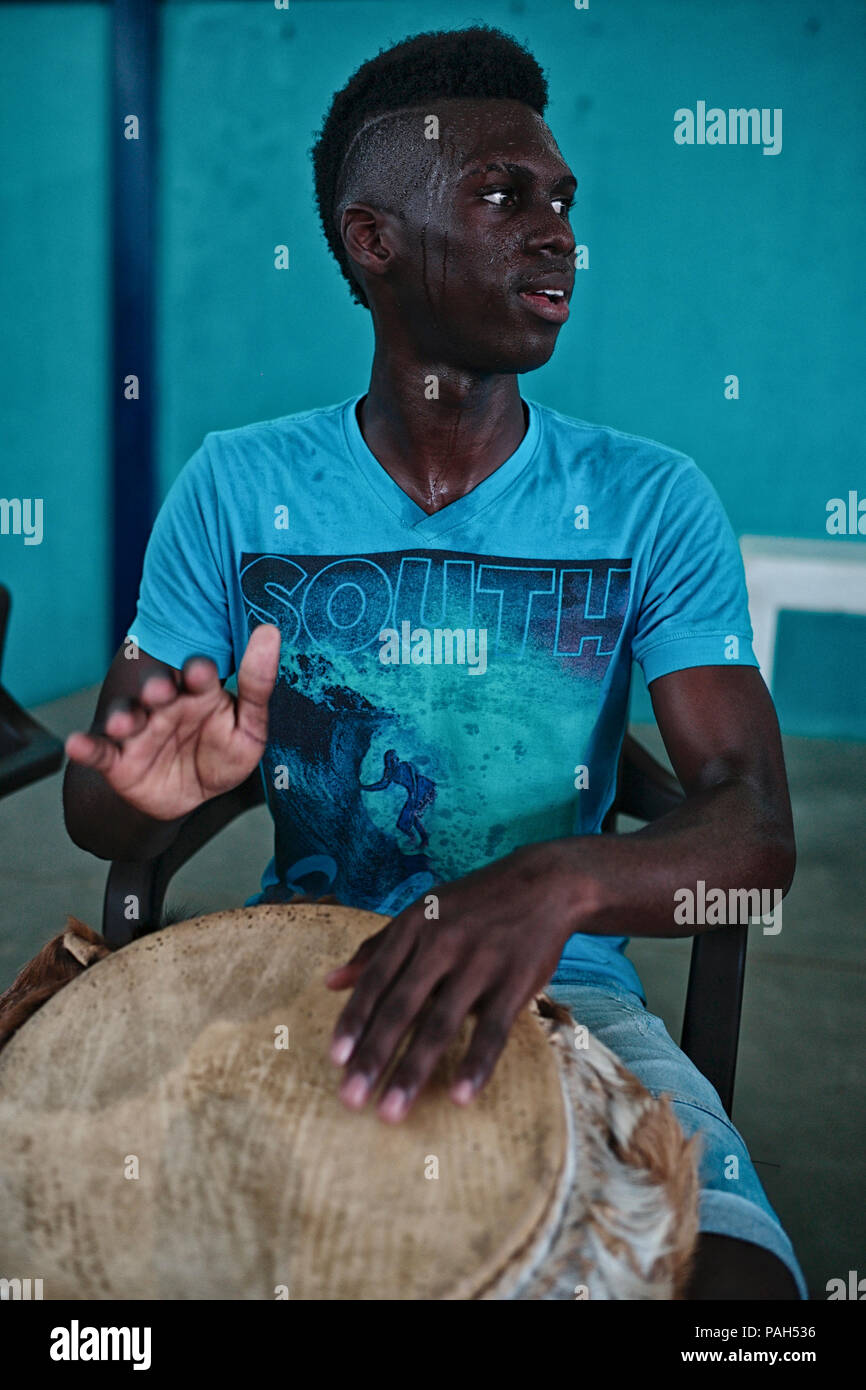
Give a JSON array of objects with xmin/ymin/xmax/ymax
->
[{"xmin": 1, "ymin": 685, "xmax": 864, "ymax": 1301}]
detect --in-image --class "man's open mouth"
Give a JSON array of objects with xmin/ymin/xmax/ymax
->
[{"xmin": 517, "ymin": 286, "xmax": 571, "ymax": 324}]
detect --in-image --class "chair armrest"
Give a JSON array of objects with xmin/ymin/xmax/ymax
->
[{"xmin": 102, "ymin": 770, "xmax": 266, "ymax": 946}]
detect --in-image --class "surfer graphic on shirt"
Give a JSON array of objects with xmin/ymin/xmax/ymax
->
[{"xmin": 360, "ymin": 748, "xmax": 436, "ymax": 848}]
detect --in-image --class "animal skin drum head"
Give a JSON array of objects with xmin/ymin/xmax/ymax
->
[{"xmin": 0, "ymin": 904, "xmax": 573, "ymax": 1300}]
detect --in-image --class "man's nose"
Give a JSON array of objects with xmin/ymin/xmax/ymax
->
[{"xmin": 523, "ymin": 205, "xmax": 576, "ymax": 259}]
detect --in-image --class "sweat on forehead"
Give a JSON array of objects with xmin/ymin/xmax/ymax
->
[{"xmin": 332, "ymin": 98, "xmax": 551, "ymax": 225}]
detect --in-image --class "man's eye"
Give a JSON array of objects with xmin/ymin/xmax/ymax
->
[{"xmin": 481, "ymin": 189, "xmax": 574, "ymax": 214}]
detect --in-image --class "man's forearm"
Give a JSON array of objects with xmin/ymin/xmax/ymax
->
[
  {"xmin": 535, "ymin": 775, "xmax": 796, "ymax": 940},
  {"xmin": 63, "ymin": 763, "xmax": 187, "ymax": 862}
]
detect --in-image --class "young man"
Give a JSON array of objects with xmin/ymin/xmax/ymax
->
[{"xmin": 64, "ymin": 26, "xmax": 806, "ymax": 1299}]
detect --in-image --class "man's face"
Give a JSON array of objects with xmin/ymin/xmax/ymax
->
[{"xmin": 372, "ymin": 99, "xmax": 577, "ymax": 374}]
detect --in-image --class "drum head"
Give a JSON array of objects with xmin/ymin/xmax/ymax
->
[{"xmin": 0, "ymin": 904, "xmax": 569, "ymax": 1299}]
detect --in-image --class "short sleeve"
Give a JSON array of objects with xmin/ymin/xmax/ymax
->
[
  {"xmin": 127, "ymin": 437, "xmax": 235, "ymax": 678},
  {"xmin": 632, "ymin": 460, "xmax": 758, "ymax": 684}
]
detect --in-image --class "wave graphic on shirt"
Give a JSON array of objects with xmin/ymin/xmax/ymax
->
[{"xmin": 240, "ymin": 548, "xmax": 630, "ymax": 914}]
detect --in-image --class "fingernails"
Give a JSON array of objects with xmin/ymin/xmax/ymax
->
[
  {"xmin": 330, "ymin": 1035, "xmax": 354, "ymax": 1065},
  {"xmin": 340, "ymin": 1073, "xmax": 370, "ymax": 1108},
  {"xmin": 379, "ymin": 1088, "xmax": 408, "ymax": 1123},
  {"xmin": 451, "ymin": 1080, "xmax": 474, "ymax": 1105}
]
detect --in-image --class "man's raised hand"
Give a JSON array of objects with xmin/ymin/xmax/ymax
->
[{"xmin": 64, "ymin": 624, "xmax": 282, "ymax": 821}]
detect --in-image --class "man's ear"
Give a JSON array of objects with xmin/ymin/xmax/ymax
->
[{"xmin": 339, "ymin": 202, "xmax": 401, "ymax": 289}]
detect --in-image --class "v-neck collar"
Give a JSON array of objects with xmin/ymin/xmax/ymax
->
[{"xmin": 341, "ymin": 393, "xmax": 541, "ymax": 539}]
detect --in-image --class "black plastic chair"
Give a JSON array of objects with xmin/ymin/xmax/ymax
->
[
  {"xmin": 0, "ymin": 584, "xmax": 65, "ymax": 800},
  {"xmin": 102, "ymin": 731, "xmax": 747, "ymax": 1116}
]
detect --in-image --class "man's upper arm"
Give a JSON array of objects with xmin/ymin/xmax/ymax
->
[
  {"xmin": 629, "ymin": 456, "xmax": 793, "ymax": 847},
  {"xmin": 648, "ymin": 665, "xmax": 792, "ymax": 811},
  {"xmin": 647, "ymin": 665, "xmax": 795, "ymax": 895}
]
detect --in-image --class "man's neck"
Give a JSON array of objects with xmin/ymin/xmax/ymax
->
[{"xmin": 358, "ymin": 351, "xmax": 527, "ymax": 516}]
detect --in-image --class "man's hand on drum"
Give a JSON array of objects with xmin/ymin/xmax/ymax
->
[
  {"xmin": 325, "ymin": 845, "xmax": 579, "ymax": 1123},
  {"xmin": 64, "ymin": 624, "xmax": 282, "ymax": 821}
]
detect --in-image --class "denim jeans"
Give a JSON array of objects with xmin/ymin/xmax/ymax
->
[{"xmin": 545, "ymin": 969, "xmax": 808, "ymax": 1299}]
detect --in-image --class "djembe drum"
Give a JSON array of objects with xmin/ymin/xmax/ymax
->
[{"xmin": 0, "ymin": 904, "xmax": 700, "ymax": 1299}]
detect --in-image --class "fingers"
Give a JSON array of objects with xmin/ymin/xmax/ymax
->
[
  {"xmin": 176, "ymin": 654, "xmax": 222, "ymax": 698},
  {"xmin": 449, "ymin": 983, "xmax": 528, "ymax": 1105},
  {"xmin": 329, "ymin": 921, "xmax": 417, "ymax": 1066},
  {"xmin": 137, "ymin": 672, "xmax": 180, "ymax": 708},
  {"xmin": 64, "ymin": 729, "xmax": 121, "ymax": 777},
  {"xmin": 102, "ymin": 701, "xmax": 149, "ymax": 742},
  {"xmin": 335, "ymin": 960, "xmax": 525, "ymax": 1123},
  {"xmin": 64, "ymin": 657, "xmax": 219, "ymax": 771},
  {"xmin": 336, "ymin": 961, "xmax": 453, "ymax": 1113},
  {"xmin": 375, "ymin": 972, "xmax": 487, "ymax": 1123},
  {"xmin": 128, "ymin": 656, "xmax": 219, "ymax": 723},
  {"xmin": 324, "ymin": 927, "xmax": 388, "ymax": 991},
  {"xmin": 132, "ymin": 658, "xmax": 217, "ymax": 710},
  {"xmin": 235, "ymin": 624, "xmax": 281, "ymax": 745}
]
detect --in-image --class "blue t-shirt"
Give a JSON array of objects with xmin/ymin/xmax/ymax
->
[{"xmin": 130, "ymin": 394, "xmax": 758, "ymax": 1000}]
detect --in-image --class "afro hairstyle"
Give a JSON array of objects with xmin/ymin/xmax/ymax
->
[{"xmin": 311, "ymin": 25, "xmax": 549, "ymax": 309}]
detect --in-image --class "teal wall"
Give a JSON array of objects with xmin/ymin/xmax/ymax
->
[
  {"xmin": 2, "ymin": 0, "xmax": 864, "ymax": 737},
  {"xmin": 0, "ymin": 3, "xmax": 110, "ymax": 706}
]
